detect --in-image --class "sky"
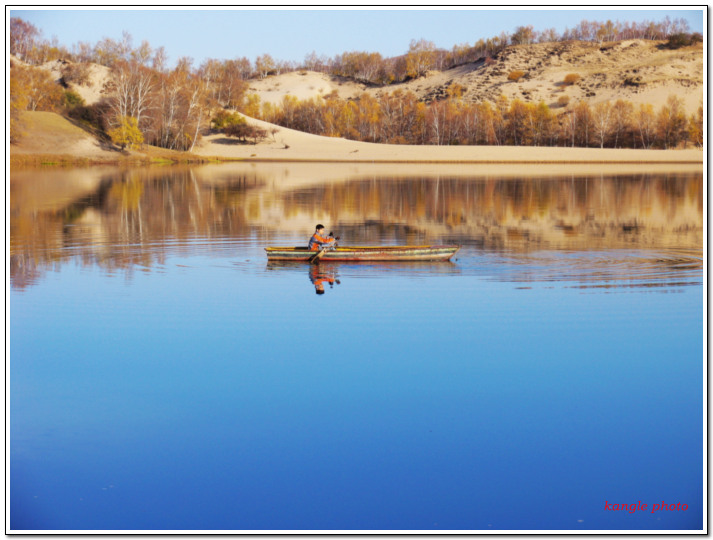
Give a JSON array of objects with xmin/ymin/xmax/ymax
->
[{"xmin": 9, "ymin": 7, "xmax": 705, "ymax": 67}]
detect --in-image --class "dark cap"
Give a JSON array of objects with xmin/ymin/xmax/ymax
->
[{"xmin": 316, "ymin": 224, "xmax": 325, "ymax": 230}]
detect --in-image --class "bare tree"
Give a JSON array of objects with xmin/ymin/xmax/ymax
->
[
  {"xmin": 255, "ymin": 54, "xmax": 275, "ymax": 79},
  {"xmin": 405, "ymin": 38, "xmax": 436, "ymax": 79},
  {"xmin": 591, "ymin": 101, "xmax": 613, "ymax": 148},
  {"xmin": 108, "ymin": 59, "xmax": 155, "ymax": 133},
  {"xmin": 10, "ymin": 18, "xmax": 41, "ymax": 62},
  {"xmin": 635, "ymin": 103, "xmax": 656, "ymax": 149}
]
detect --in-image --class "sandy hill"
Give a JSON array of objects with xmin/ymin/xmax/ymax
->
[
  {"xmin": 17, "ymin": 38, "xmax": 703, "ymax": 115},
  {"xmin": 248, "ymin": 39, "xmax": 703, "ymax": 114},
  {"xmin": 11, "ymin": 111, "xmax": 116, "ymax": 158},
  {"xmin": 17, "ymin": 38, "xmax": 703, "ymax": 114},
  {"xmin": 482, "ymin": 39, "xmax": 704, "ymax": 113},
  {"xmin": 247, "ymin": 71, "xmax": 367, "ymax": 105},
  {"xmin": 38, "ymin": 58, "xmax": 112, "ymax": 106}
]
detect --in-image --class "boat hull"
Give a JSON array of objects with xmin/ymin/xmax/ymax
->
[{"xmin": 265, "ymin": 245, "xmax": 460, "ymax": 262}]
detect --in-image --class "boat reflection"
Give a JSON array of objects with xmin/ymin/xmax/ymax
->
[{"xmin": 266, "ymin": 259, "xmax": 461, "ymax": 294}]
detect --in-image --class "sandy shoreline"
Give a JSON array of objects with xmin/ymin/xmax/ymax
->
[{"xmin": 192, "ymin": 116, "xmax": 704, "ymax": 165}]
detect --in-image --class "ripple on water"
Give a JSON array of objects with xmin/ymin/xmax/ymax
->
[{"xmin": 460, "ymin": 247, "xmax": 703, "ymax": 291}]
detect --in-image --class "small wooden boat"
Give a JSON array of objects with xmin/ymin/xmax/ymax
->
[{"xmin": 265, "ymin": 245, "xmax": 460, "ymax": 262}]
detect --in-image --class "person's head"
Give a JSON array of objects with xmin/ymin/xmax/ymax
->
[{"xmin": 315, "ymin": 224, "xmax": 325, "ymax": 232}]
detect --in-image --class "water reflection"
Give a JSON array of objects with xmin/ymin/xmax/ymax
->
[
  {"xmin": 265, "ymin": 260, "xmax": 463, "ymax": 295},
  {"xmin": 10, "ymin": 163, "xmax": 703, "ymax": 290},
  {"xmin": 309, "ymin": 265, "xmax": 340, "ymax": 295}
]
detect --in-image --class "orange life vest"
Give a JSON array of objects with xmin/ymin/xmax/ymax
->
[{"xmin": 309, "ymin": 232, "xmax": 333, "ymax": 250}]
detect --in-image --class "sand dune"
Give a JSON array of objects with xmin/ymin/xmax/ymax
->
[
  {"xmin": 193, "ymin": 114, "xmax": 702, "ymax": 165},
  {"xmin": 243, "ymin": 40, "xmax": 703, "ymax": 114},
  {"xmin": 246, "ymin": 71, "xmax": 366, "ymax": 105}
]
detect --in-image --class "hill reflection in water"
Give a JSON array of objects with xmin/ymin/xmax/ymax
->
[{"xmin": 10, "ymin": 163, "xmax": 702, "ymax": 290}]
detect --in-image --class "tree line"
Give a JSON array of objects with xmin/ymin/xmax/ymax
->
[
  {"xmin": 10, "ymin": 15, "xmax": 697, "ymax": 83},
  {"xmin": 244, "ymin": 90, "xmax": 703, "ymax": 150}
]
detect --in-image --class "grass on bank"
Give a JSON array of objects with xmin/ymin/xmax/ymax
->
[{"xmin": 9, "ymin": 152, "xmax": 232, "ymax": 168}]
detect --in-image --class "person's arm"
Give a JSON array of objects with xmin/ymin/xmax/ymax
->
[{"xmin": 315, "ymin": 233, "xmax": 334, "ymax": 245}]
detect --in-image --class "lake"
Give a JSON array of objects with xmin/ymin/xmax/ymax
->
[{"xmin": 9, "ymin": 163, "xmax": 704, "ymax": 532}]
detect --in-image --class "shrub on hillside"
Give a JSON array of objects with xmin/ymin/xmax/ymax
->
[
  {"xmin": 664, "ymin": 32, "xmax": 703, "ymax": 49},
  {"xmin": 446, "ymin": 83, "xmax": 465, "ymax": 99},
  {"xmin": 63, "ymin": 90, "xmax": 84, "ymax": 109},
  {"xmin": 224, "ymin": 123, "xmax": 268, "ymax": 144},
  {"xmin": 212, "ymin": 110, "xmax": 245, "ymax": 130},
  {"xmin": 508, "ymin": 70, "xmax": 526, "ymax": 82},
  {"xmin": 563, "ymin": 73, "xmax": 581, "ymax": 86},
  {"xmin": 68, "ymin": 101, "xmax": 109, "ymax": 132}
]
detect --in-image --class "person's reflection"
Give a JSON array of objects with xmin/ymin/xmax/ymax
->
[{"xmin": 309, "ymin": 265, "xmax": 340, "ymax": 295}]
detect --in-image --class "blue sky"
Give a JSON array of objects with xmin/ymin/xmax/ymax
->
[{"xmin": 10, "ymin": 7, "xmax": 705, "ymax": 67}]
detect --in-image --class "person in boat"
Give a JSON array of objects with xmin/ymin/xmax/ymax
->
[{"xmin": 308, "ymin": 224, "xmax": 339, "ymax": 251}]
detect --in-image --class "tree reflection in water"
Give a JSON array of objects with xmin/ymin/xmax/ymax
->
[{"xmin": 10, "ymin": 164, "xmax": 703, "ymax": 289}]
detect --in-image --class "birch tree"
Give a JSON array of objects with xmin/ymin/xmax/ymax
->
[
  {"xmin": 405, "ymin": 39, "xmax": 436, "ymax": 79},
  {"xmin": 591, "ymin": 101, "xmax": 613, "ymax": 148},
  {"xmin": 610, "ymin": 99, "xmax": 633, "ymax": 148},
  {"xmin": 635, "ymin": 103, "xmax": 656, "ymax": 149},
  {"xmin": 108, "ymin": 59, "xmax": 155, "ymax": 135},
  {"xmin": 10, "ymin": 18, "xmax": 41, "ymax": 62},
  {"xmin": 255, "ymin": 54, "xmax": 275, "ymax": 79}
]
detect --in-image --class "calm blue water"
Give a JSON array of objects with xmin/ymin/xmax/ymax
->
[{"xmin": 10, "ymin": 165, "xmax": 704, "ymax": 531}]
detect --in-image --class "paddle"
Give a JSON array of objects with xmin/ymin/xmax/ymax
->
[{"xmin": 309, "ymin": 247, "xmax": 328, "ymax": 264}]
